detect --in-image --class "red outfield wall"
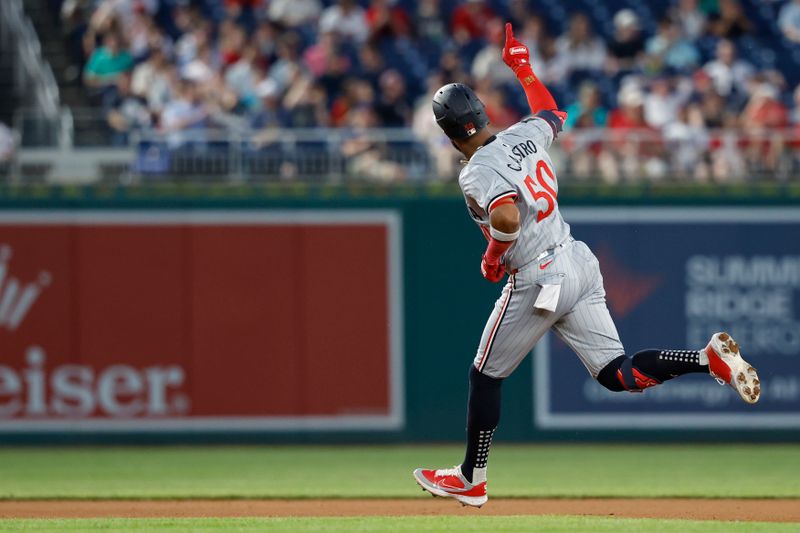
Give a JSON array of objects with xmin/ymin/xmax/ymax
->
[{"xmin": 0, "ymin": 211, "xmax": 403, "ymax": 432}]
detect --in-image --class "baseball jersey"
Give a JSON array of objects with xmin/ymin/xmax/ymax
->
[{"xmin": 458, "ymin": 115, "xmax": 570, "ymax": 271}]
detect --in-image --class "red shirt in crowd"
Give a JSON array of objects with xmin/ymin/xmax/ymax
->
[{"xmin": 451, "ymin": 2, "xmax": 496, "ymax": 41}]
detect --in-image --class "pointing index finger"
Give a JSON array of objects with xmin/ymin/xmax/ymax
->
[{"xmin": 505, "ymin": 22, "xmax": 513, "ymax": 45}]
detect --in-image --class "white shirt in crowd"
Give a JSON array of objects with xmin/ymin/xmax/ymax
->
[
  {"xmin": 319, "ymin": 4, "xmax": 368, "ymax": 43},
  {"xmin": 269, "ymin": 0, "xmax": 322, "ymax": 27},
  {"xmin": 703, "ymin": 59, "xmax": 754, "ymax": 96}
]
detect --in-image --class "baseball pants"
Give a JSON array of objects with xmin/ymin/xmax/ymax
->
[{"xmin": 474, "ymin": 239, "xmax": 625, "ymax": 379}]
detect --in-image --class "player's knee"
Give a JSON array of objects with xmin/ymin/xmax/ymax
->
[
  {"xmin": 596, "ymin": 355, "xmax": 628, "ymax": 392},
  {"xmin": 597, "ymin": 355, "xmax": 662, "ymax": 392},
  {"xmin": 470, "ymin": 364, "xmax": 504, "ymax": 390}
]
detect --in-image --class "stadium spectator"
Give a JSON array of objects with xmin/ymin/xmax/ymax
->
[
  {"xmin": 357, "ymin": 45, "xmax": 386, "ymax": 91},
  {"xmin": 779, "ymin": 0, "xmax": 800, "ymax": 44},
  {"xmin": 415, "ymin": 0, "xmax": 448, "ymax": 45},
  {"xmin": 644, "ymin": 77, "xmax": 691, "ymax": 129},
  {"xmin": 267, "ymin": 0, "xmax": 322, "ymax": 28},
  {"xmin": 413, "ymin": 73, "xmax": 459, "ymax": 178},
  {"xmin": 451, "ymin": 0, "xmax": 497, "ymax": 44},
  {"xmin": 160, "ymin": 80, "xmax": 208, "ymax": 135},
  {"xmin": 253, "ymin": 20, "xmax": 280, "ymax": 60},
  {"xmin": 671, "ymin": 0, "xmax": 707, "ymax": 40},
  {"xmin": 131, "ymin": 48, "xmax": 173, "ymax": 113},
  {"xmin": 703, "ymin": 39, "xmax": 754, "ymax": 98},
  {"xmin": 519, "ymin": 14, "xmax": 547, "ymax": 63},
  {"xmin": 438, "ymin": 48, "xmax": 470, "ymax": 86},
  {"xmin": 515, "ymin": 14, "xmax": 565, "ymax": 84},
  {"xmin": 662, "ymin": 103, "xmax": 711, "ymax": 180},
  {"xmin": 741, "ymin": 83, "xmax": 789, "ymax": 129},
  {"xmin": 529, "ymin": 33, "xmax": 567, "ymax": 85},
  {"xmin": 105, "ymin": 72, "xmax": 152, "ymax": 146},
  {"xmin": 268, "ymin": 33, "xmax": 304, "ymax": 90},
  {"xmin": 645, "ymin": 17, "xmax": 701, "ymax": 73},
  {"xmin": 375, "ymin": 70, "xmax": 411, "ymax": 127},
  {"xmin": 366, "ymin": 0, "xmax": 412, "ymax": 41},
  {"xmin": 303, "ymin": 31, "xmax": 341, "ymax": 78},
  {"xmin": 609, "ymin": 85, "xmax": 648, "ymax": 130},
  {"xmin": 250, "ymin": 79, "xmax": 290, "ymax": 129},
  {"xmin": 181, "ymin": 42, "xmax": 217, "ymax": 84},
  {"xmin": 740, "ymin": 83, "xmax": 789, "ymax": 174},
  {"xmin": 507, "ymin": 0, "xmax": 532, "ymax": 27},
  {"xmin": 225, "ymin": 44, "xmax": 263, "ymax": 110},
  {"xmin": 83, "ymin": 31, "xmax": 133, "ymax": 91},
  {"xmin": 472, "ymin": 19, "xmax": 517, "ymax": 85},
  {"xmin": 700, "ymin": 90, "xmax": 736, "ymax": 128},
  {"xmin": 330, "ymin": 79, "xmax": 375, "ymax": 127},
  {"xmin": 319, "ymin": 0, "xmax": 368, "ymax": 44},
  {"xmin": 218, "ymin": 21, "xmax": 248, "ymax": 69},
  {"xmin": 341, "ymin": 107, "xmax": 406, "ymax": 182},
  {"xmin": 707, "ymin": 0, "xmax": 752, "ymax": 39},
  {"xmin": 555, "ymin": 12, "xmax": 607, "ymax": 75},
  {"xmin": 607, "ymin": 9, "xmax": 646, "ymax": 74},
  {"xmin": 478, "ymin": 84, "xmax": 520, "ymax": 129},
  {"xmin": 175, "ymin": 19, "xmax": 212, "ymax": 66},
  {"xmin": 564, "ymin": 82, "xmax": 608, "ymax": 129},
  {"xmin": 283, "ymin": 80, "xmax": 330, "ymax": 128}
]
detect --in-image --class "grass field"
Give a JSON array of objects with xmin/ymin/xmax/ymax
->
[
  {"xmin": 1, "ymin": 517, "xmax": 799, "ymax": 533},
  {"xmin": 0, "ymin": 444, "xmax": 798, "ymax": 532}
]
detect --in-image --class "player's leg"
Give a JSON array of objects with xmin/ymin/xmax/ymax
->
[
  {"xmin": 554, "ymin": 246, "xmax": 761, "ymax": 402},
  {"xmin": 462, "ymin": 271, "xmax": 578, "ymax": 483},
  {"xmin": 414, "ymin": 270, "xmax": 581, "ymax": 506},
  {"xmin": 596, "ymin": 333, "xmax": 761, "ymax": 403}
]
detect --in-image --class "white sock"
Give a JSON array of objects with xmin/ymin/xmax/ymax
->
[
  {"xmin": 470, "ymin": 466, "xmax": 487, "ymax": 484},
  {"xmin": 698, "ymin": 349, "xmax": 709, "ymax": 366}
]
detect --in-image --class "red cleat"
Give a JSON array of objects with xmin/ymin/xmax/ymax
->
[{"xmin": 412, "ymin": 466, "xmax": 487, "ymax": 507}]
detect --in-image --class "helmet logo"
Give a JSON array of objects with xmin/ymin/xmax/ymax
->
[{"xmin": 465, "ymin": 122, "xmax": 476, "ymax": 136}]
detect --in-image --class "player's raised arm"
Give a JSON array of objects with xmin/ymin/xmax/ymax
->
[{"xmin": 502, "ymin": 23, "xmax": 566, "ymax": 134}]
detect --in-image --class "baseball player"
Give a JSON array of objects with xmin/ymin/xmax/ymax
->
[{"xmin": 413, "ymin": 23, "xmax": 761, "ymax": 508}]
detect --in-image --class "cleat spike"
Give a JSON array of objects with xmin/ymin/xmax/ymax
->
[
  {"xmin": 719, "ymin": 332, "xmax": 729, "ymax": 341},
  {"xmin": 737, "ymin": 373, "xmax": 746, "ymax": 383},
  {"xmin": 754, "ymin": 386, "xmax": 761, "ymax": 395},
  {"xmin": 743, "ymin": 386, "xmax": 751, "ymax": 395}
]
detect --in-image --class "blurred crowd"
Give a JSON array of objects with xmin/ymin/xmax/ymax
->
[{"xmin": 52, "ymin": 0, "xmax": 800, "ymax": 182}]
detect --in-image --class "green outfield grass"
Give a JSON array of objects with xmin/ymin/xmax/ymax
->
[
  {"xmin": 0, "ymin": 444, "xmax": 798, "ymax": 499},
  {"xmin": 0, "ymin": 516, "xmax": 797, "ymax": 533}
]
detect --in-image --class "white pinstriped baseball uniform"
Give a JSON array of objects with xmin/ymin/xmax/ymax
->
[{"xmin": 459, "ymin": 116, "xmax": 625, "ymax": 379}]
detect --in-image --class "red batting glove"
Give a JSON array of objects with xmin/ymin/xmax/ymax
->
[
  {"xmin": 502, "ymin": 22, "xmax": 532, "ymax": 76},
  {"xmin": 481, "ymin": 255, "xmax": 506, "ymax": 283},
  {"xmin": 480, "ymin": 237, "xmax": 514, "ymax": 283}
]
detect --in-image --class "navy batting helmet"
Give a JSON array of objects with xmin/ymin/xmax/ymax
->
[{"xmin": 432, "ymin": 83, "xmax": 489, "ymax": 140}]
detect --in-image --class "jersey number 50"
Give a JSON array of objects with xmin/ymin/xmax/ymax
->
[{"xmin": 523, "ymin": 160, "xmax": 557, "ymax": 222}]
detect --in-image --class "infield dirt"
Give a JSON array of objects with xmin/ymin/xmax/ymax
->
[{"xmin": 1, "ymin": 499, "xmax": 798, "ymax": 523}]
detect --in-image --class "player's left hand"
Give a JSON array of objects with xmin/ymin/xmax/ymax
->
[
  {"xmin": 502, "ymin": 22, "xmax": 531, "ymax": 75},
  {"xmin": 481, "ymin": 255, "xmax": 506, "ymax": 282}
]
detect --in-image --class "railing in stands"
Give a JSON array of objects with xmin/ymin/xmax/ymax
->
[{"xmin": 7, "ymin": 108, "xmax": 800, "ymax": 184}]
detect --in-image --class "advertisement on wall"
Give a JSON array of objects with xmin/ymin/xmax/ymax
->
[
  {"xmin": 536, "ymin": 208, "xmax": 800, "ymax": 430},
  {"xmin": 0, "ymin": 210, "xmax": 403, "ymax": 432}
]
